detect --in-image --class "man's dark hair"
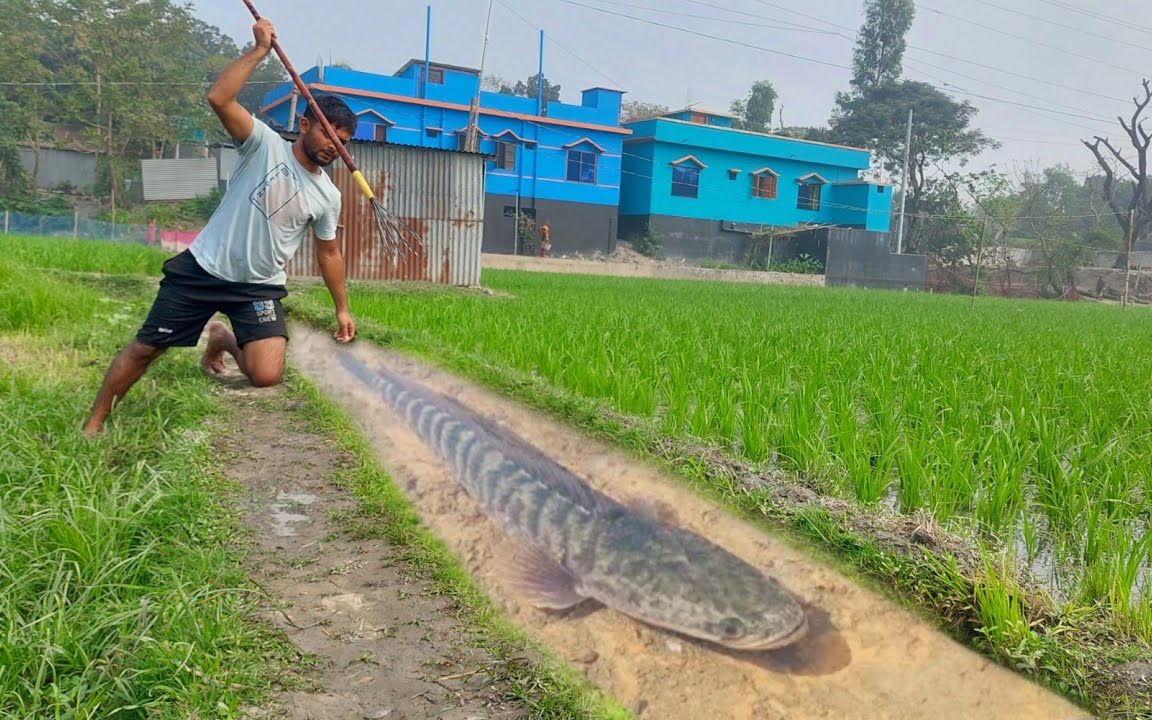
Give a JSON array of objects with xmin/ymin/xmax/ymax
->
[{"xmin": 304, "ymin": 94, "xmax": 358, "ymax": 132}]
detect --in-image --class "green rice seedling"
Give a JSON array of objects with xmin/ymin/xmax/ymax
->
[
  {"xmin": 297, "ymin": 268, "xmax": 1152, "ymax": 642},
  {"xmin": 0, "ymin": 235, "xmax": 170, "ymax": 275}
]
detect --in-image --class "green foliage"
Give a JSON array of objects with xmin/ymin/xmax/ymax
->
[
  {"xmin": 851, "ymin": 0, "xmax": 916, "ymax": 91},
  {"xmin": 499, "ymin": 74, "xmax": 562, "ymax": 103},
  {"xmin": 730, "ymin": 80, "xmax": 778, "ymax": 133},
  {"xmin": 772, "ymin": 253, "xmax": 824, "ymax": 274},
  {"xmin": 0, "ymin": 1, "xmax": 286, "ymax": 202},
  {"xmin": 620, "ymin": 100, "xmax": 670, "ymax": 123},
  {"xmin": 94, "ymin": 187, "xmax": 224, "ymax": 229},
  {"xmin": 634, "ymin": 230, "xmax": 663, "ymax": 258}
]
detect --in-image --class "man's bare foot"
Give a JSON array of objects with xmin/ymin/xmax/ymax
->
[
  {"xmin": 81, "ymin": 419, "xmax": 103, "ymax": 438},
  {"xmin": 200, "ymin": 321, "xmax": 234, "ymax": 376}
]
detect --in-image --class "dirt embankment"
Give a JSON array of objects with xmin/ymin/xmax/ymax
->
[{"xmin": 287, "ymin": 324, "xmax": 1089, "ymax": 720}]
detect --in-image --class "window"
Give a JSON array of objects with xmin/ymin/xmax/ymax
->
[
  {"xmin": 876, "ymin": 185, "xmax": 886, "ymax": 194},
  {"xmin": 797, "ymin": 182, "xmax": 822, "ymax": 211},
  {"xmin": 373, "ymin": 124, "xmax": 388, "ymax": 143},
  {"xmin": 689, "ymin": 112, "xmax": 708, "ymax": 125},
  {"xmin": 567, "ymin": 150, "xmax": 598, "ymax": 184},
  {"xmin": 495, "ymin": 142, "xmax": 516, "ymax": 170},
  {"xmin": 422, "ymin": 67, "xmax": 444, "ymax": 84},
  {"xmin": 753, "ymin": 172, "xmax": 778, "ymax": 199},
  {"xmin": 672, "ymin": 164, "xmax": 700, "ymax": 198}
]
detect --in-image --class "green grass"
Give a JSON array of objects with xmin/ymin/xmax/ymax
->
[
  {"xmin": 0, "ymin": 252, "xmax": 300, "ymax": 718},
  {"xmin": 289, "ymin": 269, "xmax": 1152, "ymax": 717},
  {"xmin": 1, "ymin": 236, "xmax": 627, "ymax": 720},
  {"xmin": 288, "ymin": 372, "xmax": 631, "ymax": 720},
  {"xmin": 0, "ymin": 234, "xmax": 171, "ymax": 275}
]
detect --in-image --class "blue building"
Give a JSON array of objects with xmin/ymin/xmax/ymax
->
[
  {"xmin": 261, "ymin": 60, "xmax": 629, "ymax": 255},
  {"xmin": 619, "ymin": 109, "xmax": 893, "ymax": 261}
]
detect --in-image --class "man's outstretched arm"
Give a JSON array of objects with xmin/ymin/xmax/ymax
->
[
  {"xmin": 207, "ymin": 18, "xmax": 276, "ymax": 144},
  {"xmin": 314, "ymin": 238, "xmax": 356, "ymax": 343}
]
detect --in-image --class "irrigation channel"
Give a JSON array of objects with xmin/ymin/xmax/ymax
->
[{"xmin": 288, "ymin": 323, "xmax": 1088, "ymax": 720}]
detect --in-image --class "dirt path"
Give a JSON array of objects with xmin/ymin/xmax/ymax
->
[
  {"xmin": 215, "ymin": 380, "xmax": 529, "ymax": 720},
  {"xmin": 286, "ymin": 324, "xmax": 1091, "ymax": 720}
]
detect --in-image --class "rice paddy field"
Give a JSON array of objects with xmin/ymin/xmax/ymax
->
[
  {"xmin": 3, "ymin": 234, "xmax": 1150, "ymax": 717},
  {"xmin": 293, "ymin": 266, "xmax": 1152, "ymax": 712}
]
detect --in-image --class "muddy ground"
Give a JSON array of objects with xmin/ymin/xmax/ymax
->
[
  {"xmin": 215, "ymin": 379, "xmax": 529, "ymax": 720},
  {"xmin": 283, "ymin": 323, "xmax": 1092, "ymax": 720}
]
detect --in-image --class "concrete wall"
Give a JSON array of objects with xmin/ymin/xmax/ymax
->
[
  {"xmin": 483, "ymin": 194, "xmax": 617, "ymax": 256},
  {"xmin": 481, "ymin": 253, "xmax": 826, "ymax": 287},
  {"xmin": 824, "ymin": 228, "xmax": 928, "ymax": 291}
]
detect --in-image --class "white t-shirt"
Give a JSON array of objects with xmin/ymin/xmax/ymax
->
[{"xmin": 190, "ymin": 118, "xmax": 341, "ymax": 285}]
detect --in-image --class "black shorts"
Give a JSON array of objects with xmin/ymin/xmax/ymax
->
[{"xmin": 136, "ymin": 250, "xmax": 289, "ymax": 349}]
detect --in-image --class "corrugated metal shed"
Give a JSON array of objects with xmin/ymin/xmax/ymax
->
[
  {"xmin": 287, "ymin": 141, "xmax": 486, "ymax": 286},
  {"xmin": 140, "ymin": 158, "xmax": 219, "ymax": 201}
]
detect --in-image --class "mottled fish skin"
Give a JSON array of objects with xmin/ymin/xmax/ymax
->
[{"xmin": 340, "ymin": 353, "xmax": 807, "ymax": 651}]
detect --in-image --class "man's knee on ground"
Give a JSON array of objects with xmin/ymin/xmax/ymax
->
[{"xmin": 248, "ymin": 367, "xmax": 283, "ymax": 388}]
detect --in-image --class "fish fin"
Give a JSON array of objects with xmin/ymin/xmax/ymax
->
[
  {"xmin": 498, "ymin": 544, "xmax": 589, "ymax": 610},
  {"xmin": 623, "ymin": 496, "xmax": 679, "ymax": 526}
]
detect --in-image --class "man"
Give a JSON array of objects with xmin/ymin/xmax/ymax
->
[{"xmin": 83, "ymin": 18, "xmax": 356, "ymax": 436}]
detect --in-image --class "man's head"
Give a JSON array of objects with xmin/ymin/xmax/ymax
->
[{"xmin": 298, "ymin": 95, "xmax": 358, "ymax": 168}]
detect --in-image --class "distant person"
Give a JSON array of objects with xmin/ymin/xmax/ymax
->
[
  {"xmin": 83, "ymin": 17, "xmax": 357, "ymax": 436},
  {"xmin": 540, "ymin": 221, "xmax": 551, "ymax": 257}
]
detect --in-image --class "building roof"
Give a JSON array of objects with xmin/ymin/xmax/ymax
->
[
  {"xmin": 394, "ymin": 59, "xmax": 480, "ymax": 77},
  {"xmin": 625, "ymin": 116, "xmax": 869, "ymax": 153},
  {"xmin": 663, "ymin": 107, "xmax": 738, "ymax": 119}
]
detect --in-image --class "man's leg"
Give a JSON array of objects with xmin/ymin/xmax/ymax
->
[
  {"xmin": 82, "ymin": 341, "xmax": 167, "ymax": 436},
  {"xmin": 201, "ymin": 320, "xmax": 286, "ymax": 388}
]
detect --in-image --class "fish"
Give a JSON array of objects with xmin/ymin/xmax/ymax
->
[{"xmin": 338, "ymin": 352, "xmax": 808, "ymax": 652}]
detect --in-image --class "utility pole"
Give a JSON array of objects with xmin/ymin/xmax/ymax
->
[
  {"xmin": 465, "ymin": 0, "xmax": 495, "ymax": 153},
  {"xmin": 1123, "ymin": 208, "xmax": 1137, "ymax": 309},
  {"xmin": 895, "ymin": 108, "xmax": 913, "ymax": 254},
  {"xmin": 972, "ymin": 217, "xmax": 988, "ymax": 305}
]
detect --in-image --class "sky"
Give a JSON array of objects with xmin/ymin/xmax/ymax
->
[{"xmin": 188, "ymin": 0, "xmax": 1151, "ymax": 180}]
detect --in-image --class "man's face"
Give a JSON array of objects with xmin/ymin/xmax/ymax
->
[{"xmin": 299, "ymin": 117, "xmax": 352, "ymax": 168}]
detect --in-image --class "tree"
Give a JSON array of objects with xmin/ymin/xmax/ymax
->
[
  {"xmin": 1083, "ymin": 79, "xmax": 1152, "ymax": 260},
  {"xmin": 481, "ymin": 73, "xmax": 509, "ymax": 92},
  {"xmin": 851, "ymin": 0, "xmax": 915, "ymax": 92},
  {"xmin": 729, "ymin": 80, "xmax": 777, "ymax": 133},
  {"xmin": 830, "ymin": 81, "xmax": 997, "ymax": 253},
  {"xmin": 620, "ymin": 99, "xmax": 669, "ymax": 123},
  {"xmin": 0, "ymin": 0, "xmax": 57, "ymax": 187},
  {"xmin": 499, "ymin": 74, "xmax": 561, "ymax": 103}
]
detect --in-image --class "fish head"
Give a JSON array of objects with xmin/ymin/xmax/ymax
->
[
  {"xmin": 656, "ymin": 535, "xmax": 810, "ymax": 651},
  {"xmin": 681, "ymin": 578, "xmax": 811, "ymax": 649}
]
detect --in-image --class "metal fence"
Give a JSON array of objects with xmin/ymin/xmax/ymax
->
[{"xmin": 1, "ymin": 209, "xmax": 153, "ymax": 244}]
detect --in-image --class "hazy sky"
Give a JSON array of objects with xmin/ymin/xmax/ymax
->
[{"xmin": 190, "ymin": 0, "xmax": 1150, "ymax": 178}]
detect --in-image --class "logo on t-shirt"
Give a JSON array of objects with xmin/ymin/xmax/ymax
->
[{"xmin": 250, "ymin": 163, "xmax": 302, "ymax": 220}]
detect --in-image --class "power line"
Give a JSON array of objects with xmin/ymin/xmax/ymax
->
[
  {"xmin": 494, "ymin": 0, "xmax": 626, "ymax": 90},
  {"xmin": 743, "ymin": 0, "xmax": 1129, "ymax": 104},
  {"xmin": 552, "ymin": 0, "xmax": 851, "ymax": 70},
  {"xmin": 1031, "ymin": 0, "xmax": 1152, "ymax": 37},
  {"xmin": 551, "ymin": 0, "xmax": 1126, "ymax": 136},
  {"xmin": 576, "ymin": 0, "xmax": 838, "ymax": 33},
  {"xmin": 964, "ymin": 0, "xmax": 1152, "ymax": 55},
  {"xmin": 917, "ymin": 2, "xmax": 1148, "ymax": 79},
  {"xmin": 0, "ymin": 81, "xmax": 284, "ymax": 86}
]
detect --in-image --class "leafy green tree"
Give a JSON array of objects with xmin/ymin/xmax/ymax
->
[
  {"xmin": 831, "ymin": 81, "xmax": 997, "ymax": 253},
  {"xmin": 730, "ymin": 80, "xmax": 777, "ymax": 133},
  {"xmin": 500, "ymin": 75, "xmax": 561, "ymax": 103},
  {"xmin": 850, "ymin": 0, "xmax": 915, "ymax": 92}
]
